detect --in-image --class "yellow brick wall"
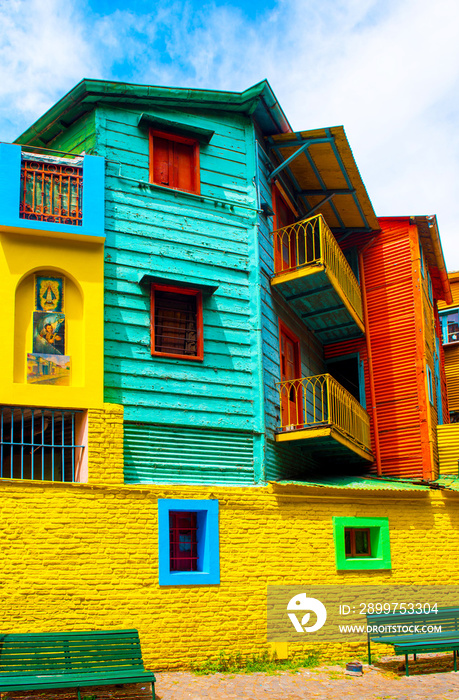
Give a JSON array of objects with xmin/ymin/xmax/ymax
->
[
  {"xmin": 87, "ymin": 403, "xmax": 124, "ymax": 485},
  {"xmin": 1, "ymin": 469, "xmax": 459, "ymax": 670}
]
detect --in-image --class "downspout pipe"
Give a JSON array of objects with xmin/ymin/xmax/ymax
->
[{"xmin": 359, "ymin": 237, "xmax": 382, "ymax": 476}]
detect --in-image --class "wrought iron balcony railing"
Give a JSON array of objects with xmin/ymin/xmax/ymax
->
[
  {"xmin": 19, "ymin": 154, "xmax": 83, "ymax": 226},
  {"xmin": 276, "ymin": 373, "xmax": 372, "ymax": 454},
  {"xmin": 272, "ymin": 213, "xmax": 363, "ymax": 325}
]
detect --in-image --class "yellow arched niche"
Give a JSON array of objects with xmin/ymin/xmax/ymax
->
[
  {"xmin": 15, "ymin": 268, "xmax": 84, "ymax": 386},
  {"xmin": 1, "ymin": 231, "xmax": 104, "ymax": 409}
]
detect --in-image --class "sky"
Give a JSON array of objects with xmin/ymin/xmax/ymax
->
[{"xmin": 1, "ymin": 0, "xmax": 459, "ymax": 268}]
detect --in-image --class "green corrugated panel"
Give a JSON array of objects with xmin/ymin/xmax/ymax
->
[
  {"xmin": 271, "ymin": 476, "xmax": 429, "ymax": 491},
  {"xmin": 124, "ymin": 422, "xmax": 255, "ymax": 485}
]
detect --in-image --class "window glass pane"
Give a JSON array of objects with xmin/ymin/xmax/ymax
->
[
  {"xmin": 354, "ymin": 529, "xmax": 370, "ymax": 556},
  {"xmin": 169, "ymin": 511, "xmax": 198, "ymax": 572},
  {"xmin": 344, "ymin": 529, "xmax": 351, "ymax": 556},
  {"xmin": 155, "ymin": 291, "xmax": 197, "ymax": 356},
  {"xmin": 447, "ymin": 311, "xmax": 459, "ymax": 342}
]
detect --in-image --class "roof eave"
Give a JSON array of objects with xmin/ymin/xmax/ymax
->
[{"xmin": 15, "ymin": 78, "xmax": 291, "ymax": 147}]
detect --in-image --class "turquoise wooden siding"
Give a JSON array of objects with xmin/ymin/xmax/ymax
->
[
  {"xmin": 124, "ymin": 423, "xmax": 255, "ymax": 485},
  {"xmin": 92, "ymin": 105, "xmax": 262, "ymax": 437}
]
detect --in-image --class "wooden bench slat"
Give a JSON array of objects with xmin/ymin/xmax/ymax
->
[{"xmin": 0, "ymin": 630, "xmax": 155, "ymax": 699}]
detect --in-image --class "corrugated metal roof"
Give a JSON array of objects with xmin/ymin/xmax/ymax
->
[
  {"xmin": 269, "ymin": 476, "xmax": 429, "ymax": 491},
  {"xmin": 435, "ymin": 476, "xmax": 459, "ymax": 490}
]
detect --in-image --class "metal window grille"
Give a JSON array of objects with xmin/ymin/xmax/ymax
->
[
  {"xmin": 19, "ymin": 156, "xmax": 83, "ymax": 226},
  {"xmin": 169, "ymin": 512, "xmax": 198, "ymax": 571},
  {"xmin": 155, "ymin": 291, "xmax": 198, "ymax": 356},
  {"xmin": 0, "ymin": 407, "xmax": 84, "ymax": 482}
]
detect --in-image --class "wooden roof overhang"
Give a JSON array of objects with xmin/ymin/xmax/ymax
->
[
  {"xmin": 413, "ymin": 215, "xmax": 452, "ymax": 304},
  {"xmin": 267, "ymin": 127, "xmax": 379, "ymax": 241}
]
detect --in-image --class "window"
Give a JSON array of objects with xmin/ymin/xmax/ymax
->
[
  {"xmin": 440, "ymin": 310, "xmax": 459, "ymax": 344},
  {"xmin": 0, "ymin": 406, "xmax": 85, "ymax": 482},
  {"xmin": 20, "ymin": 153, "xmax": 83, "ymax": 226},
  {"xmin": 158, "ymin": 499, "xmax": 220, "ymax": 586},
  {"xmin": 426, "ymin": 365, "xmax": 434, "ymax": 405},
  {"xmin": 333, "ymin": 517, "xmax": 391, "ymax": 570},
  {"xmin": 345, "ymin": 528, "xmax": 371, "ymax": 558},
  {"xmin": 169, "ymin": 512, "xmax": 198, "ymax": 571},
  {"xmin": 151, "ymin": 284, "xmax": 203, "ymax": 361},
  {"xmin": 149, "ymin": 130, "xmax": 200, "ymax": 194}
]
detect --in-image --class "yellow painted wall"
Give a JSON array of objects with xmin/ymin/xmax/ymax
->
[
  {"xmin": 1, "ymin": 403, "xmax": 459, "ymax": 669},
  {"xmin": 0, "ymin": 231, "xmax": 104, "ymax": 409}
]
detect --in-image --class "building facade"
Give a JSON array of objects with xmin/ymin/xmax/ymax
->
[{"xmin": 0, "ymin": 79, "xmax": 458, "ymax": 669}]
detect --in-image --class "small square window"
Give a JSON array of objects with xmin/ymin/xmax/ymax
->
[
  {"xmin": 334, "ymin": 517, "xmax": 391, "ymax": 571},
  {"xmin": 151, "ymin": 284, "xmax": 203, "ymax": 361},
  {"xmin": 149, "ymin": 130, "xmax": 200, "ymax": 194},
  {"xmin": 344, "ymin": 528, "xmax": 372, "ymax": 558},
  {"xmin": 158, "ymin": 499, "xmax": 220, "ymax": 586}
]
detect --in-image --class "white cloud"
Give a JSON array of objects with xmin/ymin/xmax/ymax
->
[{"xmin": 1, "ymin": 0, "xmax": 458, "ymax": 267}]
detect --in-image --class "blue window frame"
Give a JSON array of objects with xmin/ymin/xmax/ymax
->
[
  {"xmin": 440, "ymin": 309, "xmax": 459, "ymax": 344},
  {"xmin": 158, "ymin": 499, "xmax": 220, "ymax": 586},
  {"xmin": 426, "ymin": 366, "xmax": 434, "ymax": 405}
]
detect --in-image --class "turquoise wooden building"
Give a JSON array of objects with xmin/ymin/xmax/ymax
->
[{"xmin": 13, "ymin": 79, "xmax": 402, "ymax": 485}]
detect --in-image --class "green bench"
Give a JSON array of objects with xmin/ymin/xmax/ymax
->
[
  {"xmin": 0, "ymin": 629, "xmax": 156, "ymax": 700},
  {"xmin": 367, "ymin": 607, "xmax": 459, "ymax": 676}
]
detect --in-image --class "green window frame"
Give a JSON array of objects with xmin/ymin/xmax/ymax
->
[{"xmin": 333, "ymin": 517, "xmax": 391, "ymax": 571}]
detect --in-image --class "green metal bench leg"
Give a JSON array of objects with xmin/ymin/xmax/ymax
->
[
  {"xmin": 454, "ymin": 650, "xmax": 457, "ymax": 672},
  {"xmin": 77, "ymin": 688, "xmax": 81, "ymax": 700},
  {"xmin": 405, "ymin": 654, "xmax": 409, "ymax": 677},
  {"xmin": 152, "ymin": 681, "xmax": 155, "ymax": 700}
]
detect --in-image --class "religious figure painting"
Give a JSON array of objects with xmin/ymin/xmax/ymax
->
[
  {"xmin": 35, "ymin": 276, "xmax": 64, "ymax": 312},
  {"xmin": 33, "ymin": 312, "xmax": 66, "ymax": 355}
]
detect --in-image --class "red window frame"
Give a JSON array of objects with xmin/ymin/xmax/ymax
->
[
  {"xmin": 344, "ymin": 528, "xmax": 372, "ymax": 558},
  {"xmin": 151, "ymin": 284, "xmax": 204, "ymax": 361},
  {"xmin": 149, "ymin": 129, "xmax": 200, "ymax": 194},
  {"xmin": 169, "ymin": 511, "xmax": 198, "ymax": 572}
]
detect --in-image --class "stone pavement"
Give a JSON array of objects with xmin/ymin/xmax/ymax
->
[
  {"xmin": 5, "ymin": 656, "xmax": 459, "ymax": 700},
  {"xmin": 154, "ymin": 655, "xmax": 459, "ymax": 699}
]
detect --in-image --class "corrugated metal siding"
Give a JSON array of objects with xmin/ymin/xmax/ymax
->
[
  {"xmin": 124, "ymin": 423, "xmax": 255, "ymax": 484},
  {"xmin": 444, "ymin": 345, "xmax": 459, "ymax": 411},
  {"xmin": 438, "ymin": 275, "xmax": 459, "ymax": 311},
  {"xmin": 265, "ymin": 440, "xmax": 320, "ymax": 481},
  {"xmin": 364, "ymin": 219, "xmax": 425, "ymax": 478},
  {"xmin": 437, "ymin": 424, "xmax": 459, "ymax": 475}
]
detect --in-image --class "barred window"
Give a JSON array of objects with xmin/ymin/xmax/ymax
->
[
  {"xmin": 151, "ymin": 284, "xmax": 203, "ymax": 361},
  {"xmin": 169, "ymin": 511, "xmax": 198, "ymax": 572},
  {"xmin": 20, "ymin": 153, "xmax": 83, "ymax": 226},
  {"xmin": 0, "ymin": 407, "xmax": 85, "ymax": 482}
]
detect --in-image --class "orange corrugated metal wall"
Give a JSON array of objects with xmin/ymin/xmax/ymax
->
[{"xmin": 363, "ymin": 218, "xmax": 428, "ymax": 478}]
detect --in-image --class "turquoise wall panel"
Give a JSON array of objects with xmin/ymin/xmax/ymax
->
[
  {"xmin": 92, "ymin": 105, "xmax": 264, "ymax": 481},
  {"xmin": 124, "ymin": 423, "xmax": 255, "ymax": 485}
]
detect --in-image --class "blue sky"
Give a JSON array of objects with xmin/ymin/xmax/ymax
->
[{"xmin": 2, "ymin": 0, "xmax": 459, "ymax": 268}]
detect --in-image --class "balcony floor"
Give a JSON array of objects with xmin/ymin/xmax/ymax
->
[
  {"xmin": 275, "ymin": 424, "xmax": 374, "ymax": 465},
  {"xmin": 271, "ymin": 265, "xmax": 364, "ymax": 343}
]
